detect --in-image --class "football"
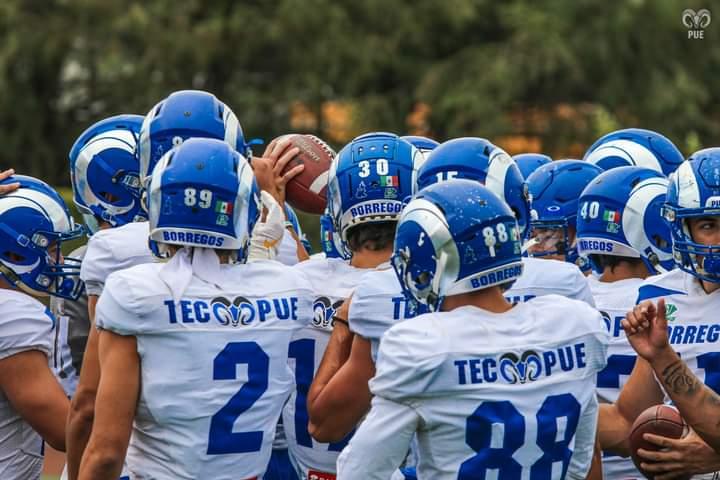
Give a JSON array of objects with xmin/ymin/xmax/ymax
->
[
  {"xmin": 629, "ymin": 404, "xmax": 690, "ymax": 479},
  {"xmin": 277, "ymin": 133, "xmax": 335, "ymax": 214}
]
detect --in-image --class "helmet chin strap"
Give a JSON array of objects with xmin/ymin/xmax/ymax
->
[{"xmin": 425, "ymin": 250, "xmax": 448, "ymax": 312}]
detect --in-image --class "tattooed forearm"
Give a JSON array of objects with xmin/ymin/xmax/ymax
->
[{"xmin": 662, "ymin": 360, "xmax": 701, "ymax": 396}]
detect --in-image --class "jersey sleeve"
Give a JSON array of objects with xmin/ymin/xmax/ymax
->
[
  {"xmin": 80, "ymin": 233, "xmax": 115, "ymax": 296},
  {"xmin": 576, "ymin": 302, "xmax": 610, "ymax": 374},
  {"xmin": 95, "ymin": 272, "xmax": 151, "ymax": 336},
  {"xmin": 348, "ymin": 280, "xmax": 393, "ymax": 342},
  {"xmin": 568, "ymin": 272, "xmax": 596, "ymax": 307},
  {"xmin": 336, "ymin": 395, "xmax": 420, "ymax": 480},
  {"xmin": 0, "ymin": 299, "xmax": 54, "ymax": 361},
  {"xmin": 567, "ymin": 394, "xmax": 599, "ymax": 479},
  {"xmin": 370, "ymin": 315, "xmax": 447, "ymax": 404}
]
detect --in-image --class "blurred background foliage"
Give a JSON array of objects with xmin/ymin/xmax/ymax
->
[{"xmin": 1, "ymin": 0, "xmax": 717, "ymax": 249}]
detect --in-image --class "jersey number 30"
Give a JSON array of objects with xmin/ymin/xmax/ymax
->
[
  {"xmin": 207, "ymin": 342, "xmax": 269, "ymax": 454},
  {"xmin": 459, "ymin": 394, "xmax": 581, "ymax": 479}
]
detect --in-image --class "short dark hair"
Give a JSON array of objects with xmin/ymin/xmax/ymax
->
[
  {"xmin": 346, "ymin": 221, "xmax": 397, "ymax": 252},
  {"xmin": 589, "ymin": 254, "xmax": 645, "ymax": 273}
]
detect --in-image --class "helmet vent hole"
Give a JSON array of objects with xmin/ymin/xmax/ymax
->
[{"xmin": 652, "ymin": 234, "xmax": 668, "ymax": 249}]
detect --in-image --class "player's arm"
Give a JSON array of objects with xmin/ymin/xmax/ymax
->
[
  {"xmin": 598, "ymin": 356, "xmax": 665, "ymax": 456},
  {"xmin": 0, "ymin": 349, "xmax": 69, "ymax": 450},
  {"xmin": 568, "ymin": 394, "xmax": 601, "ymax": 479},
  {"xmin": 649, "ymin": 349, "xmax": 720, "ymax": 452},
  {"xmin": 624, "ymin": 297, "xmax": 720, "ymax": 451},
  {"xmin": 336, "ymin": 395, "xmax": 419, "ymax": 480},
  {"xmin": 78, "ymin": 329, "xmax": 139, "ymax": 480},
  {"xmin": 308, "ymin": 333, "xmax": 375, "ymax": 442},
  {"xmin": 66, "ymin": 294, "xmax": 100, "ymax": 480}
]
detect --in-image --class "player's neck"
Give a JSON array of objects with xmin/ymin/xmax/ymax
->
[
  {"xmin": 349, "ymin": 246, "xmax": 392, "ymax": 269},
  {"xmin": 441, "ymin": 287, "xmax": 513, "ymax": 314},
  {"xmin": 700, "ymin": 278, "xmax": 720, "ymax": 294},
  {"xmin": 600, "ymin": 262, "xmax": 650, "ymax": 282}
]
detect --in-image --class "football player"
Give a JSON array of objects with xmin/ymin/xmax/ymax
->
[
  {"xmin": 583, "ymin": 128, "xmax": 685, "ymax": 176},
  {"xmin": 512, "ymin": 152, "xmax": 552, "ymax": 179},
  {"xmin": 600, "ymin": 148, "xmax": 720, "ymax": 478},
  {"xmin": 337, "ymin": 179, "xmax": 609, "ymax": 479},
  {"xmin": 53, "ymin": 114, "xmax": 147, "ymax": 401},
  {"xmin": 281, "ymin": 132, "xmax": 417, "ymax": 480},
  {"xmin": 0, "ymin": 175, "xmax": 85, "ymax": 478},
  {"xmin": 623, "ymin": 286, "xmax": 720, "ymax": 454},
  {"xmin": 525, "ymin": 159, "xmax": 604, "ymax": 274},
  {"xmin": 308, "ymin": 138, "xmax": 596, "ymax": 448},
  {"xmin": 575, "ymin": 166, "xmax": 673, "ymax": 478},
  {"xmin": 78, "ymin": 138, "xmax": 313, "ymax": 479},
  {"xmin": 66, "ymin": 91, "xmax": 252, "ymax": 479}
]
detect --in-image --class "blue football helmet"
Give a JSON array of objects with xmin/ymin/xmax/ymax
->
[
  {"xmin": 576, "ymin": 166, "xmax": 672, "ymax": 274},
  {"xmin": 512, "ymin": 153, "xmax": 552, "ymax": 179},
  {"xmin": 69, "ymin": 114, "xmax": 146, "ymax": 234},
  {"xmin": 584, "ymin": 128, "xmax": 684, "ymax": 176},
  {"xmin": 392, "ymin": 179, "xmax": 523, "ymax": 312},
  {"xmin": 147, "ymin": 138, "xmax": 260, "ymax": 262},
  {"xmin": 664, "ymin": 148, "xmax": 720, "ymax": 282},
  {"xmin": 526, "ymin": 160, "xmax": 604, "ymax": 271},
  {"xmin": 320, "ymin": 211, "xmax": 348, "ymax": 259},
  {"xmin": 327, "ymin": 132, "xmax": 418, "ymax": 245},
  {"xmin": 0, "ymin": 175, "xmax": 85, "ymax": 299},
  {"xmin": 416, "ymin": 137, "xmax": 530, "ymax": 237},
  {"xmin": 139, "ymin": 90, "xmax": 250, "ymax": 188},
  {"xmin": 400, "ymin": 135, "xmax": 440, "ymax": 157}
]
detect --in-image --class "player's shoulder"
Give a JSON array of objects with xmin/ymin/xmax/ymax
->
[
  {"xmin": 371, "ymin": 311, "xmax": 453, "ymax": 399},
  {"xmin": 380, "ymin": 311, "xmax": 447, "ymax": 361},
  {"xmin": 82, "ymin": 221, "xmax": 154, "ymax": 286},
  {"xmin": 233, "ymin": 260, "xmax": 315, "ymax": 295},
  {"xmin": 0, "ymin": 290, "xmax": 54, "ymax": 359},
  {"xmin": 521, "ymin": 257, "xmax": 587, "ymax": 290},
  {"xmin": 86, "ymin": 222, "xmax": 150, "ymax": 259},
  {"xmin": 525, "ymin": 294, "xmax": 605, "ymax": 335},
  {"xmin": 355, "ymin": 265, "xmax": 397, "ymax": 295},
  {"xmin": 102, "ymin": 262, "xmax": 167, "ymax": 310},
  {"xmin": 636, "ymin": 269, "xmax": 688, "ymax": 303}
]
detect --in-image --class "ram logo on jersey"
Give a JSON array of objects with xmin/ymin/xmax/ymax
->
[
  {"xmin": 312, "ymin": 296, "xmax": 344, "ymax": 329},
  {"xmin": 454, "ymin": 342, "xmax": 587, "ymax": 385},
  {"xmin": 164, "ymin": 296, "xmax": 300, "ymax": 326}
]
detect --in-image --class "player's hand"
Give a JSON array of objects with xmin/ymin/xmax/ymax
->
[
  {"xmin": 0, "ymin": 168, "xmax": 20, "ymax": 195},
  {"xmin": 247, "ymin": 191, "xmax": 285, "ymax": 262},
  {"xmin": 622, "ymin": 298, "xmax": 673, "ymax": 362},
  {"xmin": 637, "ymin": 429, "xmax": 720, "ymax": 479},
  {"xmin": 251, "ymin": 137, "xmax": 302, "ymax": 206}
]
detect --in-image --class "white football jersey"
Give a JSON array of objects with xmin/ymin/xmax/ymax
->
[
  {"xmin": 338, "ymin": 296, "xmax": 609, "ymax": 480},
  {"xmin": 277, "ymin": 230, "xmax": 300, "ymax": 266},
  {"xmin": 80, "ymin": 221, "xmax": 154, "ymax": 296},
  {"xmin": 635, "ymin": 269, "xmax": 720, "ymax": 480},
  {"xmin": 349, "ymin": 266, "xmax": 422, "ymax": 361},
  {"xmin": 95, "ymin": 260, "xmax": 313, "ymax": 480},
  {"xmin": 587, "ymin": 276, "xmax": 644, "ymax": 479},
  {"xmin": 282, "ymin": 257, "xmax": 368, "ymax": 479},
  {"xmin": 506, "ymin": 257, "xmax": 596, "ymax": 306},
  {"xmin": 0, "ymin": 290, "xmax": 54, "ymax": 480},
  {"xmin": 49, "ymin": 245, "xmax": 87, "ymax": 397}
]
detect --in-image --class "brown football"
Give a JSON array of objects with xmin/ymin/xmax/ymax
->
[
  {"xmin": 276, "ymin": 133, "xmax": 335, "ymax": 214},
  {"xmin": 629, "ymin": 404, "xmax": 690, "ymax": 479}
]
